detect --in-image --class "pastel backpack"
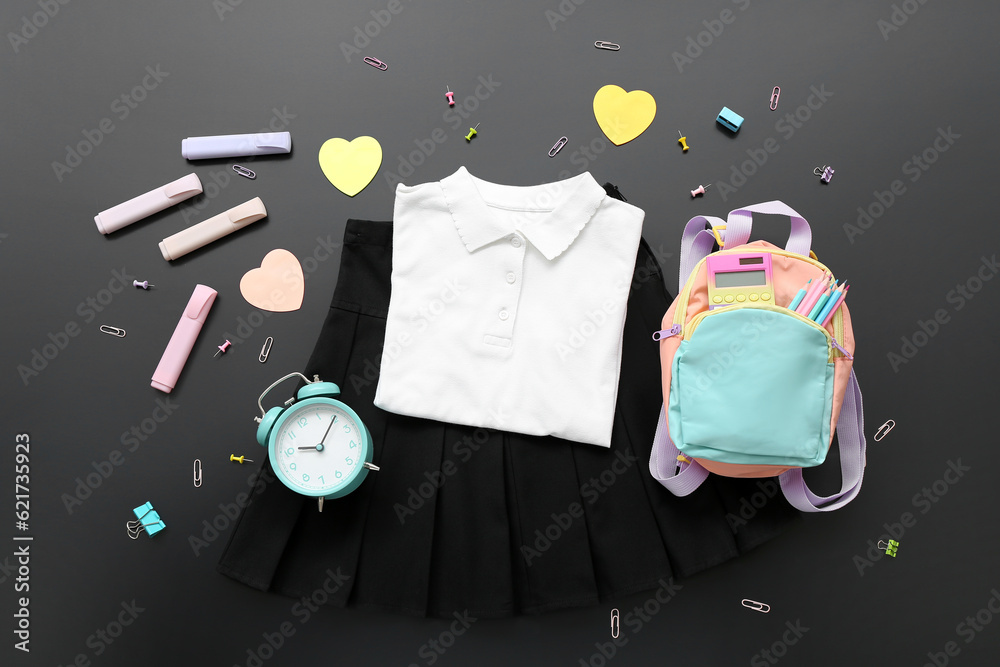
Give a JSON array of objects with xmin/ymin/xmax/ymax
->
[{"xmin": 649, "ymin": 201, "xmax": 866, "ymax": 512}]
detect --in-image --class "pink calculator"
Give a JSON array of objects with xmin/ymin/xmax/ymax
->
[{"xmin": 706, "ymin": 252, "xmax": 774, "ymax": 309}]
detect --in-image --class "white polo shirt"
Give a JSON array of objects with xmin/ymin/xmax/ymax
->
[{"xmin": 373, "ymin": 167, "xmax": 644, "ymax": 447}]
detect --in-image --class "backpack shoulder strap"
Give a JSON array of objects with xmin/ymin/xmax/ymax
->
[{"xmin": 649, "ymin": 405, "xmax": 710, "ymax": 495}]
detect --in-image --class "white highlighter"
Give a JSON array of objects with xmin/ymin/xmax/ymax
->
[
  {"xmin": 181, "ymin": 132, "xmax": 291, "ymax": 160},
  {"xmin": 159, "ymin": 197, "xmax": 267, "ymax": 261},
  {"xmin": 94, "ymin": 173, "xmax": 203, "ymax": 234}
]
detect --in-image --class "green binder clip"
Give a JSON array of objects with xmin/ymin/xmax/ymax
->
[
  {"xmin": 127, "ymin": 502, "xmax": 165, "ymax": 539},
  {"xmin": 878, "ymin": 539, "xmax": 899, "ymax": 557}
]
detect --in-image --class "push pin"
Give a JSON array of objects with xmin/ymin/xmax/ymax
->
[
  {"xmin": 230, "ymin": 455, "xmax": 254, "ymax": 464},
  {"xmin": 878, "ymin": 539, "xmax": 900, "ymax": 557},
  {"xmin": 465, "ymin": 124, "xmax": 480, "ymax": 142},
  {"xmin": 446, "ymin": 85, "xmax": 455, "ymax": 106},
  {"xmin": 213, "ymin": 339, "xmax": 232, "ymax": 357},
  {"xmin": 814, "ymin": 165, "xmax": 835, "ymax": 183},
  {"xmin": 677, "ymin": 130, "xmax": 689, "ymax": 152},
  {"xmin": 691, "ymin": 184, "xmax": 712, "ymax": 198},
  {"xmin": 133, "ymin": 280, "xmax": 155, "ymax": 290}
]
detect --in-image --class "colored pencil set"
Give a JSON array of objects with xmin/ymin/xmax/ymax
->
[{"xmin": 786, "ymin": 273, "xmax": 849, "ymax": 327}]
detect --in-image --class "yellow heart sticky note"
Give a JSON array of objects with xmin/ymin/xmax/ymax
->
[
  {"xmin": 239, "ymin": 249, "xmax": 304, "ymax": 312},
  {"xmin": 318, "ymin": 136, "xmax": 382, "ymax": 197},
  {"xmin": 593, "ymin": 85, "xmax": 657, "ymax": 145}
]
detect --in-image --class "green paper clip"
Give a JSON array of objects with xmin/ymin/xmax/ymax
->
[{"xmin": 878, "ymin": 539, "xmax": 899, "ymax": 557}]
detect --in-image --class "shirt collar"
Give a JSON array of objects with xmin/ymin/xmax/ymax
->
[{"xmin": 440, "ymin": 167, "xmax": 606, "ymax": 260}]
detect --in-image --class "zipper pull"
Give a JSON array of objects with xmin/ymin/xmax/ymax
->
[
  {"xmin": 831, "ymin": 337, "xmax": 853, "ymax": 360},
  {"xmin": 652, "ymin": 324, "xmax": 682, "ymax": 341}
]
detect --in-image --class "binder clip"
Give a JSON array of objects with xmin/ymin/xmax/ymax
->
[
  {"xmin": 878, "ymin": 539, "xmax": 899, "ymax": 557},
  {"xmin": 127, "ymin": 502, "xmax": 165, "ymax": 539},
  {"xmin": 716, "ymin": 107, "xmax": 744, "ymax": 132},
  {"xmin": 814, "ymin": 165, "xmax": 834, "ymax": 183}
]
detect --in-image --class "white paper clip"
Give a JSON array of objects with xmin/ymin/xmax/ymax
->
[
  {"xmin": 595, "ymin": 41, "xmax": 621, "ymax": 51},
  {"xmin": 742, "ymin": 599, "xmax": 770, "ymax": 613},
  {"xmin": 549, "ymin": 136, "xmax": 568, "ymax": 157},
  {"xmin": 610, "ymin": 608, "xmax": 620, "ymax": 638},
  {"xmin": 233, "ymin": 165, "xmax": 256, "ymax": 180},
  {"xmin": 874, "ymin": 420, "xmax": 895, "ymax": 442},
  {"xmin": 770, "ymin": 86, "xmax": 780, "ymax": 111},
  {"xmin": 100, "ymin": 325, "xmax": 126, "ymax": 337},
  {"xmin": 193, "ymin": 459, "xmax": 202, "ymax": 488},
  {"xmin": 259, "ymin": 337, "xmax": 273, "ymax": 363},
  {"xmin": 364, "ymin": 56, "xmax": 388, "ymax": 71}
]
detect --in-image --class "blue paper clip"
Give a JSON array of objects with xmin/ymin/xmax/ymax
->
[
  {"xmin": 127, "ymin": 502, "xmax": 165, "ymax": 539},
  {"xmin": 716, "ymin": 107, "xmax": 744, "ymax": 132}
]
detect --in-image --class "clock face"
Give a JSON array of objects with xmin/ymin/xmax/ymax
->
[{"xmin": 270, "ymin": 398, "xmax": 368, "ymax": 496}]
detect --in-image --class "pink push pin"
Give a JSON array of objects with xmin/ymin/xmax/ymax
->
[
  {"xmin": 691, "ymin": 184, "xmax": 712, "ymax": 198},
  {"xmin": 213, "ymin": 339, "xmax": 232, "ymax": 357},
  {"xmin": 446, "ymin": 85, "xmax": 455, "ymax": 106},
  {"xmin": 133, "ymin": 279, "xmax": 155, "ymax": 290}
]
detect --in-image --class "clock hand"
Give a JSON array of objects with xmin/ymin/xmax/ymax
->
[
  {"xmin": 298, "ymin": 445, "xmax": 324, "ymax": 451},
  {"xmin": 318, "ymin": 415, "xmax": 337, "ymax": 446}
]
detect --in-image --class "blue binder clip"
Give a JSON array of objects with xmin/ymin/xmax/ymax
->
[
  {"xmin": 716, "ymin": 107, "xmax": 744, "ymax": 132},
  {"xmin": 127, "ymin": 502, "xmax": 165, "ymax": 539}
]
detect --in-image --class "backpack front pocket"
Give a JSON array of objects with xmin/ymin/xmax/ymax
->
[{"xmin": 667, "ymin": 305, "xmax": 834, "ymax": 467}]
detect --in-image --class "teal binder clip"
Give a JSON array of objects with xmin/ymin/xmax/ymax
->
[
  {"xmin": 878, "ymin": 539, "xmax": 899, "ymax": 557},
  {"xmin": 127, "ymin": 502, "xmax": 165, "ymax": 539},
  {"xmin": 716, "ymin": 106, "xmax": 744, "ymax": 132}
]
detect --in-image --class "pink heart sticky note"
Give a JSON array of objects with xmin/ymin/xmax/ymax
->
[{"xmin": 239, "ymin": 249, "xmax": 304, "ymax": 312}]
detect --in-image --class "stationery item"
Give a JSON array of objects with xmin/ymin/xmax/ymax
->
[
  {"xmin": 94, "ymin": 173, "xmax": 203, "ymax": 234},
  {"xmin": 133, "ymin": 280, "xmax": 155, "ymax": 290},
  {"xmin": 127, "ymin": 502, "xmax": 165, "ymax": 539},
  {"xmin": 788, "ymin": 279, "xmax": 811, "ymax": 311},
  {"xmin": 716, "ymin": 106, "xmax": 744, "ymax": 132},
  {"xmin": 814, "ymin": 284, "xmax": 844, "ymax": 324},
  {"xmin": 594, "ymin": 40, "xmax": 620, "ymax": 50},
  {"xmin": 549, "ymin": 136, "xmax": 568, "ymax": 157},
  {"xmin": 611, "ymin": 609, "xmax": 620, "ymax": 638},
  {"xmin": 193, "ymin": 459, "xmax": 202, "ymax": 487},
  {"xmin": 795, "ymin": 272, "xmax": 829, "ymax": 316},
  {"xmin": 151, "ymin": 284, "xmax": 217, "ymax": 393},
  {"xmin": 99, "ymin": 325, "xmax": 126, "ymax": 337},
  {"xmin": 878, "ymin": 539, "xmax": 899, "ymax": 557},
  {"xmin": 770, "ymin": 86, "xmax": 781, "ymax": 110},
  {"xmin": 214, "ymin": 339, "xmax": 232, "ymax": 357},
  {"xmin": 814, "ymin": 165, "xmax": 835, "ymax": 183},
  {"xmin": 158, "ymin": 197, "xmax": 267, "ymax": 260},
  {"xmin": 874, "ymin": 419, "xmax": 895, "ymax": 442},
  {"xmin": 259, "ymin": 336, "xmax": 273, "ymax": 363},
  {"xmin": 363, "ymin": 56, "xmax": 387, "ymax": 70},
  {"xmin": 445, "ymin": 85, "xmax": 455, "ymax": 106},
  {"xmin": 807, "ymin": 283, "xmax": 837, "ymax": 321},
  {"xmin": 706, "ymin": 251, "xmax": 773, "ymax": 310},
  {"xmin": 318, "ymin": 137, "xmax": 382, "ymax": 197},
  {"xmin": 593, "ymin": 85, "xmax": 656, "ymax": 145},
  {"xmin": 465, "ymin": 124, "xmax": 480, "ymax": 141},
  {"xmin": 742, "ymin": 599, "xmax": 771, "ymax": 613},
  {"xmin": 677, "ymin": 130, "xmax": 689, "ymax": 152},
  {"xmin": 239, "ymin": 249, "xmax": 305, "ymax": 312},
  {"xmin": 819, "ymin": 285, "xmax": 849, "ymax": 327},
  {"xmin": 233, "ymin": 164, "xmax": 256, "ymax": 179},
  {"xmin": 181, "ymin": 132, "xmax": 291, "ymax": 160},
  {"xmin": 229, "ymin": 455, "xmax": 254, "ymax": 464},
  {"xmin": 691, "ymin": 184, "xmax": 711, "ymax": 198}
]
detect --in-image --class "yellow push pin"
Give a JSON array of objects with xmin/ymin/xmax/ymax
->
[
  {"xmin": 229, "ymin": 454, "xmax": 254, "ymax": 464},
  {"xmin": 465, "ymin": 124, "xmax": 480, "ymax": 142},
  {"xmin": 677, "ymin": 130, "xmax": 689, "ymax": 152}
]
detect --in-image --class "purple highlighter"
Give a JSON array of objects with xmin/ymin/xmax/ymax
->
[{"xmin": 151, "ymin": 285, "xmax": 217, "ymax": 393}]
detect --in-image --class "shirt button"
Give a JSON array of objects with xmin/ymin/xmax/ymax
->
[
  {"xmin": 510, "ymin": 236, "xmax": 522, "ymax": 248},
  {"xmin": 498, "ymin": 309, "xmax": 509, "ymax": 321},
  {"xmin": 505, "ymin": 272, "xmax": 516, "ymax": 284}
]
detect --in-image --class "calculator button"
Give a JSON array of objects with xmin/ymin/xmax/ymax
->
[
  {"xmin": 736, "ymin": 294, "xmax": 746, "ymax": 302},
  {"xmin": 749, "ymin": 293, "xmax": 759, "ymax": 302},
  {"xmin": 713, "ymin": 296, "xmax": 723, "ymax": 303},
  {"xmin": 761, "ymin": 293, "xmax": 771, "ymax": 301},
  {"xmin": 724, "ymin": 295, "xmax": 735, "ymax": 303}
]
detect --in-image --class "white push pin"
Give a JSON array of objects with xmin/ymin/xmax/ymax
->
[
  {"xmin": 213, "ymin": 339, "xmax": 232, "ymax": 357},
  {"xmin": 691, "ymin": 184, "xmax": 712, "ymax": 198},
  {"xmin": 133, "ymin": 280, "xmax": 155, "ymax": 290}
]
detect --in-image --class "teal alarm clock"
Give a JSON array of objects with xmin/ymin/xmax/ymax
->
[{"xmin": 254, "ymin": 372, "xmax": 379, "ymax": 511}]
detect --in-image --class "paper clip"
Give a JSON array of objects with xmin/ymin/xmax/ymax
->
[
  {"xmin": 874, "ymin": 420, "xmax": 895, "ymax": 442},
  {"xmin": 259, "ymin": 336, "xmax": 273, "ymax": 363},
  {"xmin": 193, "ymin": 459, "xmax": 202, "ymax": 488},
  {"xmin": 100, "ymin": 325, "xmax": 126, "ymax": 337},
  {"xmin": 610, "ymin": 608, "xmax": 620, "ymax": 638},
  {"xmin": 127, "ymin": 502, "xmax": 165, "ymax": 539},
  {"xmin": 233, "ymin": 165, "xmax": 256, "ymax": 180},
  {"xmin": 742, "ymin": 599, "xmax": 770, "ymax": 613},
  {"xmin": 770, "ymin": 86, "xmax": 781, "ymax": 111},
  {"xmin": 548, "ymin": 136, "xmax": 568, "ymax": 157},
  {"xmin": 364, "ymin": 56, "xmax": 387, "ymax": 71},
  {"xmin": 595, "ymin": 41, "xmax": 621, "ymax": 51}
]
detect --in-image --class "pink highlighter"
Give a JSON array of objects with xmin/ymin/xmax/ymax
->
[{"xmin": 151, "ymin": 285, "xmax": 217, "ymax": 393}]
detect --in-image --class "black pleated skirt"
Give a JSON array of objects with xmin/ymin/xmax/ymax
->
[{"xmin": 217, "ymin": 219, "xmax": 799, "ymax": 617}]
